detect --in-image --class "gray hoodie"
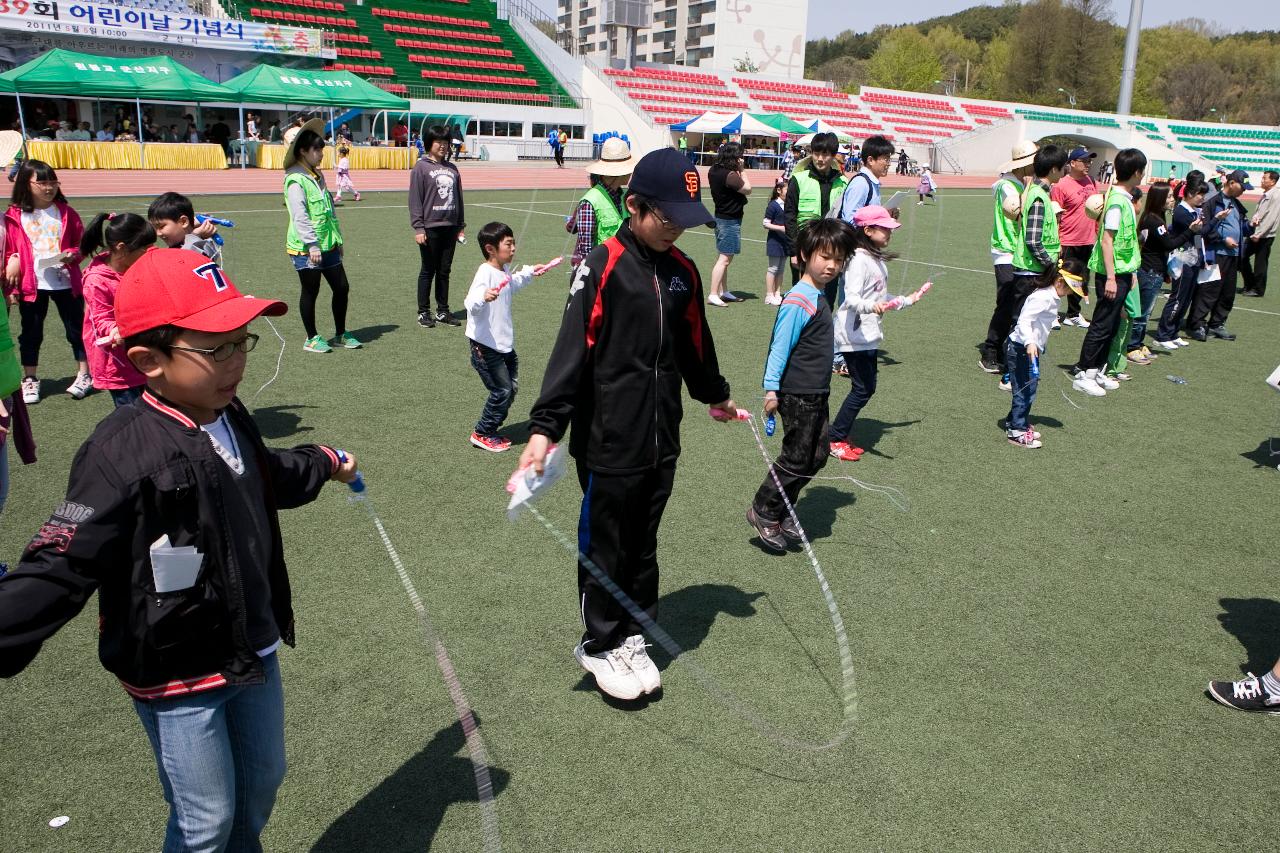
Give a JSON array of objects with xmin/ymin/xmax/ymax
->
[{"xmin": 409, "ymin": 157, "xmax": 465, "ymax": 234}]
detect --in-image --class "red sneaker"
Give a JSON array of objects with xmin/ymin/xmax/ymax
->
[
  {"xmin": 829, "ymin": 441, "xmax": 862, "ymax": 462},
  {"xmin": 470, "ymin": 432, "xmax": 512, "ymax": 453}
]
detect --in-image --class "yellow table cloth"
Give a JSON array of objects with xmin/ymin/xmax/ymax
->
[
  {"xmin": 27, "ymin": 141, "xmax": 228, "ymax": 170},
  {"xmin": 254, "ymin": 144, "xmax": 414, "ymax": 170}
]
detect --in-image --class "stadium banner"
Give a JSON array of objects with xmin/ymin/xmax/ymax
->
[{"xmin": 0, "ymin": 3, "xmax": 327, "ymax": 58}]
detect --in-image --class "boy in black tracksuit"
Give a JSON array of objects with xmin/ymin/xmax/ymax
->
[
  {"xmin": 519, "ymin": 148, "xmax": 738, "ymax": 702},
  {"xmin": 0, "ymin": 248, "xmax": 359, "ymax": 851}
]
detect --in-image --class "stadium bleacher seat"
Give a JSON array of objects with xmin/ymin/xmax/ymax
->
[
  {"xmin": 1015, "ymin": 109, "xmax": 1120, "ymax": 129},
  {"xmin": 395, "ymin": 37, "xmax": 514, "ymax": 58}
]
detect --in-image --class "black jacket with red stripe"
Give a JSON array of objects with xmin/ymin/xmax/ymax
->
[
  {"xmin": 529, "ymin": 221, "xmax": 731, "ymax": 474},
  {"xmin": 0, "ymin": 391, "xmax": 340, "ymax": 701}
]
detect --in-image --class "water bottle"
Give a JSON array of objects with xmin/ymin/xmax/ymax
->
[
  {"xmin": 1166, "ymin": 375, "xmax": 1188, "ymax": 385},
  {"xmin": 764, "ymin": 412, "xmax": 776, "ymax": 437},
  {"xmin": 1030, "ymin": 356, "xmax": 1040, "ymax": 379},
  {"xmin": 335, "ymin": 451, "xmax": 365, "ymax": 494}
]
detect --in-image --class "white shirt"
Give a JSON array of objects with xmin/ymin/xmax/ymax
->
[
  {"xmin": 1010, "ymin": 285, "xmax": 1060, "ymax": 351},
  {"xmin": 991, "ymin": 178, "xmax": 1021, "ymax": 266},
  {"xmin": 21, "ymin": 206, "xmax": 69, "ymax": 291},
  {"xmin": 201, "ymin": 412, "xmax": 243, "ymax": 476},
  {"xmin": 833, "ymin": 249, "xmax": 888, "ymax": 352},
  {"xmin": 1103, "ymin": 195, "xmax": 1135, "ymax": 232},
  {"xmin": 464, "ymin": 262, "xmax": 536, "ymax": 352}
]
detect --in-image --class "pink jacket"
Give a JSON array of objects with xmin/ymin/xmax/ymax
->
[
  {"xmin": 80, "ymin": 255, "xmax": 146, "ymax": 391},
  {"xmin": 3, "ymin": 201, "xmax": 84, "ymax": 302}
]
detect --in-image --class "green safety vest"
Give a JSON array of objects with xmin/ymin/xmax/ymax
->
[
  {"xmin": 990, "ymin": 176, "xmax": 1022, "ymax": 255},
  {"xmin": 1088, "ymin": 187, "xmax": 1140, "ymax": 275},
  {"xmin": 284, "ymin": 170, "xmax": 343, "ymax": 254},
  {"xmin": 792, "ymin": 167, "xmax": 848, "ymax": 226},
  {"xmin": 1012, "ymin": 182, "xmax": 1060, "ymax": 273},
  {"xmin": 0, "ymin": 298, "xmax": 20, "ymax": 399},
  {"xmin": 583, "ymin": 183, "xmax": 627, "ymax": 244}
]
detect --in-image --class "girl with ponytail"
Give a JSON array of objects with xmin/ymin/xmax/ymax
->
[{"xmin": 78, "ymin": 212, "xmax": 156, "ymax": 407}]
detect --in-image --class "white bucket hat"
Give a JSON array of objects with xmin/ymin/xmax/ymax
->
[
  {"xmin": 587, "ymin": 137, "xmax": 638, "ymax": 177},
  {"xmin": 1000, "ymin": 139, "xmax": 1039, "ymax": 173}
]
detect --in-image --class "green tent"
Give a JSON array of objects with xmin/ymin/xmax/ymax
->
[
  {"xmin": 751, "ymin": 113, "xmax": 817, "ymax": 135},
  {"xmin": 221, "ymin": 65, "xmax": 409, "ymax": 110},
  {"xmin": 0, "ymin": 49, "xmax": 237, "ymax": 101}
]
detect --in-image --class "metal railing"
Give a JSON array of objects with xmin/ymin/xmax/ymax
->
[
  {"xmin": 403, "ymin": 84, "xmax": 580, "ymax": 110},
  {"xmin": 507, "ymin": 14, "xmax": 584, "ymax": 101},
  {"xmin": 580, "ymin": 54, "xmax": 663, "ymax": 131}
]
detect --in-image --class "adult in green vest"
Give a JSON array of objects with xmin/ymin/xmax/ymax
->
[
  {"xmin": 1071, "ymin": 147, "xmax": 1146, "ymax": 392},
  {"xmin": 1011, "ymin": 146, "xmax": 1067, "ymax": 275},
  {"xmin": 566, "ymin": 137, "xmax": 635, "ymax": 279},
  {"xmin": 784, "ymin": 132, "xmax": 847, "ymax": 285},
  {"xmin": 979, "ymin": 139, "xmax": 1037, "ymax": 374},
  {"xmin": 283, "ymin": 118, "xmax": 361, "ymax": 354}
]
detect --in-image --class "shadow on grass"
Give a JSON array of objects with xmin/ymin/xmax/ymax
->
[
  {"xmin": 311, "ymin": 716, "xmax": 509, "ymax": 853},
  {"xmin": 499, "ymin": 419, "xmax": 533, "ymax": 445},
  {"xmin": 1217, "ymin": 598, "xmax": 1280, "ymax": 676},
  {"xmin": 993, "ymin": 415, "xmax": 1065, "ymax": 434},
  {"xmin": 1240, "ymin": 438, "xmax": 1280, "ymax": 469},
  {"xmin": 793, "ymin": 486, "xmax": 856, "ymax": 540},
  {"xmin": 844, "ymin": 417, "xmax": 920, "ymax": 457},
  {"xmin": 347, "ymin": 323, "xmax": 399, "ymax": 344},
  {"xmin": 252, "ymin": 404, "xmax": 316, "ymax": 439}
]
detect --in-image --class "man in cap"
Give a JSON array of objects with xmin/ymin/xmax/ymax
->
[
  {"xmin": 1188, "ymin": 169, "xmax": 1252, "ymax": 340},
  {"xmin": 519, "ymin": 149, "xmax": 740, "ymax": 703},
  {"xmin": 566, "ymin": 137, "xmax": 637, "ymax": 275},
  {"xmin": 1051, "ymin": 146, "xmax": 1099, "ymax": 327},
  {"xmin": 979, "ymin": 140, "xmax": 1037, "ymax": 374}
]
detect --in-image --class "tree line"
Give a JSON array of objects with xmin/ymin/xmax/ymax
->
[{"xmin": 806, "ymin": 0, "xmax": 1280, "ymax": 124}]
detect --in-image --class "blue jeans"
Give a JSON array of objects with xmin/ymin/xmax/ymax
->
[
  {"xmin": 1004, "ymin": 337, "xmax": 1038, "ymax": 431},
  {"xmin": 132, "ymin": 653, "xmax": 286, "ymax": 853},
  {"xmin": 470, "ymin": 340, "xmax": 518, "ymax": 436},
  {"xmin": 289, "ymin": 248, "xmax": 342, "ymax": 271},
  {"xmin": 829, "ymin": 349, "xmax": 878, "ymax": 443},
  {"xmin": 1128, "ymin": 268, "xmax": 1164, "ymax": 350}
]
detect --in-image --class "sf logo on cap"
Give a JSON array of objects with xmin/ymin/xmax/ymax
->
[
  {"xmin": 684, "ymin": 172, "xmax": 699, "ymax": 198},
  {"xmin": 194, "ymin": 262, "xmax": 230, "ymax": 293}
]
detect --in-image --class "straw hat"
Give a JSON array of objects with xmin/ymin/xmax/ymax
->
[
  {"xmin": 588, "ymin": 137, "xmax": 638, "ymax": 177},
  {"xmin": 0, "ymin": 130, "xmax": 22, "ymax": 168},
  {"xmin": 283, "ymin": 118, "xmax": 327, "ymax": 169},
  {"xmin": 999, "ymin": 140, "xmax": 1039, "ymax": 173}
]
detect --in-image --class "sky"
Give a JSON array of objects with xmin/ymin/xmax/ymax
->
[{"xmin": 801, "ymin": 0, "xmax": 1263, "ymax": 40}]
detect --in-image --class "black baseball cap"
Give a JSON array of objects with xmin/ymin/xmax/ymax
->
[
  {"xmin": 1068, "ymin": 147, "xmax": 1096, "ymax": 162},
  {"xmin": 626, "ymin": 148, "xmax": 713, "ymax": 228},
  {"xmin": 1225, "ymin": 169, "xmax": 1254, "ymax": 190}
]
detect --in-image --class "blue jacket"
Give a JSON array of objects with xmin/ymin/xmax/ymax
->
[
  {"xmin": 763, "ymin": 281, "xmax": 833, "ymax": 395},
  {"xmin": 1201, "ymin": 192, "xmax": 1252, "ymax": 262}
]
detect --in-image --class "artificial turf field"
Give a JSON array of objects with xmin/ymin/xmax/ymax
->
[{"xmin": 2, "ymin": 186, "xmax": 1279, "ymax": 852}]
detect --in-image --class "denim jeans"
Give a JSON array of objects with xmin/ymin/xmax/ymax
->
[
  {"xmin": 132, "ymin": 653, "xmax": 286, "ymax": 853},
  {"xmin": 1128, "ymin": 268, "xmax": 1164, "ymax": 350},
  {"xmin": 1004, "ymin": 337, "xmax": 1038, "ymax": 432},
  {"xmin": 829, "ymin": 350, "xmax": 878, "ymax": 443},
  {"xmin": 470, "ymin": 340, "xmax": 518, "ymax": 436}
]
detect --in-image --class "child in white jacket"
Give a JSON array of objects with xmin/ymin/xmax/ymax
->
[{"xmin": 828, "ymin": 205, "xmax": 900, "ymax": 461}]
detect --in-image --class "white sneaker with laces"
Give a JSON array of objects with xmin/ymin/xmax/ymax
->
[
  {"xmin": 1174, "ymin": 337, "xmax": 1190, "ymax": 347},
  {"xmin": 1072, "ymin": 369, "xmax": 1105, "ymax": 396},
  {"xmin": 67, "ymin": 372, "xmax": 93, "ymax": 400},
  {"xmin": 575, "ymin": 642, "xmax": 644, "ymax": 701},
  {"xmin": 621, "ymin": 634, "xmax": 661, "ymax": 694},
  {"xmin": 1155, "ymin": 339, "xmax": 1179, "ymax": 351},
  {"xmin": 707, "ymin": 294, "xmax": 727, "ymax": 307},
  {"xmin": 998, "ymin": 377, "xmax": 1012, "ymax": 392},
  {"xmin": 21, "ymin": 376, "xmax": 39, "ymax": 404},
  {"xmin": 1094, "ymin": 371, "xmax": 1119, "ymax": 390}
]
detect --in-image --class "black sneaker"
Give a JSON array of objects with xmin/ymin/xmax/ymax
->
[
  {"xmin": 978, "ymin": 356, "xmax": 1001, "ymax": 374},
  {"xmin": 1189, "ymin": 327, "xmax": 1208, "ymax": 342},
  {"xmin": 778, "ymin": 514, "xmax": 804, "ymax": 544},
  {"xmin": 1208, "ymin": 325, "xmax": 1236, "ymax": 341},
  {"xmin": 417, "ymin": 311, "xmax": 435, "ymax": 328},
  {"xmin": 436, "ymin": 310, "xmax": 461, "ymax": 327},
  {"xmin": 746, "ymin": 507, "xmax": 788, "ymax": 552},
  {"xmin": 1207, "ymin": 672, "xmax": 1280, "ymax": 715}
]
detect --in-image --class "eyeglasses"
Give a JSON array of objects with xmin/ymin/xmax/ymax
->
[
  {"xmin": 169, "ymin": 334, "xmax": 259, "ymax": 362},
  {"xmin": 649, "ymin": 208, "xmax": 683, "ymax": 231}
]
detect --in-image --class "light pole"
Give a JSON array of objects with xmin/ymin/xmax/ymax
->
[
  {"xmin": 1116, "ymin": 0, "xmax": 1143, "ymax": 115},
  {"xmin": 1057, "ymin": 87, "xmax": 1077, "ymax": 108}
]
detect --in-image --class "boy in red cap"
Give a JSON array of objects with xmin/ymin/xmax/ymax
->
[{"xmin": 0, "ymin": 248, "xmax": 359, "ymax": 851}]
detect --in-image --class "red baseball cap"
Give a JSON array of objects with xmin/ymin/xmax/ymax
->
[{"xmin": 116, "ymin": 248, "xmax": 287, "ymax": 338}]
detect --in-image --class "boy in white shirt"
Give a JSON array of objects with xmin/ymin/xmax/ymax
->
[{"xmin": 463, "ymin": 222, "xmax": 547, "ymax": 452}]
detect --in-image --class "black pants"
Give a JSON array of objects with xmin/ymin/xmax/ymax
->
[
  {"xmin": 981, "ymin": 264, "xmax": 1036, "ymax": 365},
  {"xmin": 1242, "ymin": 236, "xmax": 1273, "ymax": 295},
  {"xmin": 18, "ymin": 289, "xmax": 86, "ymax": 367},
  {"xmin": 1188, "ymin": 254, "xmax": 1238, "ymax": 330},
  {"xmin": 576, "ymin": 462, "xmax": 675, "ymax": 654},
  {"xmin": 297, "ymin": 263, "xmax": 350, "ymax": 339},
  {"xmin": 1075, "ymin": 272, "xmax": 1132, "ymax": 371},
  {"xmin": 829, "ymin": 351, "xmax": 876, "ymax": 443},
  {"xmin": 1155, "ymin": 264, "xmax": 1198, "ymax": 342},
  {"xmin": 469, "ymin": 340, "xmax": 517, "ymax": 436},
  {"xmin": 752, "ymin": 392, "xmax": 829, "ymax": 523},
  {"xmin": 553, "ymin": 146, "xmax": 565, "ymax": 167},
  {"xmin": 417, "ymin": 226, "xmax": 460, "ymax": 315},
  {"xmin": 1060, "ymin": 244, "xmax": 1093, "ymax": 318}
]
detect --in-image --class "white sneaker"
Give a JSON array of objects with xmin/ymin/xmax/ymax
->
[
  {"xmin": 1051, "ymin": 318, "xmax": 1061, "ymax": 330},
  {"xmin": 1072, "ymin": 369, "xmax": 1106, "ymax": 396},
  {"xmin": 21, "ymin": 376, "xmax": 39, "ymax": 404},
  {"xmin": 707, "ymin": 294, "xmax": 727, "ymax": 307},
  {"xmin": 1111, "ymin": 371, "xmax": 1132, "ymax": 382},
  {"xmin": 1065, "ymin": 316, "xmax": 1091, "ymax": 328},
  {"xmin": 1154, "ymin": 339, "xmax": 1179, "ymax": 351},
  {"xmin": 1174, "ymin": 337, "xmax": 1191, "ymax": 348},
  {"xmin": 575, "ymin": 642, "xmax": 644, "ymax": 701},
  {"xmin": 998, "ymin": 377, "xmax": 1012, "ymax": 392},
  {"xmin": 1094, "ymin": 371, "xmax": 1119, "ymax": 390},
  {"xmin": 67, "ymin": 372, "xmax": 93, "ymax": 400},
  {"xmin": 621, "ymin": 634, "xmax": 661, "ymax": 694}
]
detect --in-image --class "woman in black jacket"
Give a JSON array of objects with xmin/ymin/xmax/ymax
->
[{"xmin": 1151, "ymin": 175, "xmax": 1207, "ymax": 351}]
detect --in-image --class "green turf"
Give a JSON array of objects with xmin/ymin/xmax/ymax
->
[{"xmin": 3, "ymin": 188, "xmax": 1279, "ymax": 852}]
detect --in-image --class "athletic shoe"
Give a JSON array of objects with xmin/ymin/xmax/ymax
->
[
  {"xmin": 1064, "ymin": 316, "xmax": 1091, "ymax": 328},
  {"xmin": 1154, "ymin": 339, "xmax": 1179, "ymax": 351},
  {"xmin": 621, "ymin": 634, "xmax": 661, "ymax": 694},
  {"xmin": 575, "ymin": 642, "xmax": 644, "ymax": 701},
  {"xmin": 1110, "ymin": 371, "xmax": 1132, "ymax": 382},
  {"xmin": 766, "ymin": 294, "xmax": 783, "ymax": 306},
  {"xmin": 1140, "ymin": 346, "xmax": 1156, "ymax": 360},
  {"xmin": 1008, "ymin": 429, "xmax": 1042, "ymax": 449},
  {"xmin": 1094, "ymin": 371, "xmax": 1120, "ymax": 390},
  {"xmin": 1051, "ymin": 318, "xmax": 1061, "ymax": 330},
  {"xmin": 1208, "ymin": 325, "xmax": 1236, "ymax": 341},
  {"xmin": 417, "ymin": 311, "xmax": 435, "ymax": 328},
  {"xmin": 998, "ymin": 376, "xmax": 1012, "ymax": 392},
  {"xmin": 707, "ymin": 294, "xmax": 727, "ymax": 307},
  {"xmin": 1190, "ymin": 327, "xmax": 1208, "ymax": 342},
  {"xmin": 303, "ymin": 335, "xmax": 333, "ymax": 353},
  {"xmin": 67, "ymin": 372, "xmax": 93, "ymax": 400},
  {"xmin": 21, "ymin": 376, "xmax": 39, "ymax": 404},
  {"xmin": 470, "ymin": 432, "xmax": 512, "ymax": 453},
  {"xmin": 354, "ymin": 193, "xmax": 362, "ymax": 202},
  {"xmin": 721, "ymin": 292, "xmax": 743, "ymax": 303},
  {"xmin": 833, "ymin": 361, "xmax": 849, "ymax": 377},
  {"xmin": 778, "ymin": 513, "xmax": 804, "ymax": 544},
  {"xmin": 1126, "ymin": 349, "xmax": 1152, "ymax": 365},
  {"xmin": 334, "ymin": 332, "xmax": 363, "ymax": 349},
  {"xmin": 746, "ymin": 506, "xmax": 788, "ymax": 552},
  {"xmin": 1001, "ymin": 422, "xmax": 1040, "ymax": 440},
  {"xmin": 1072, "ymin": 370, "xmax": 1106, "ymax": 396},
  {"xmin": 1173, "ymin": 337, "xmax": 1191, "ymax": 347},
  {"xmin": 436, "ymin": 310, "xmax": 461, "ymax": 327},
  {"xmin": 978, "ymin": 356, "xmax": 1001, "ymax": 374},
  {"xmin": 829, "ymin": 441, "xmax": 863, "ymax": 462},
  {"xmin": 1241, "ymin": 290, "xmax": 1261, "ymax": 297},
  {"xmin": 1207, "ymin": 672, "xmax": 1280, "ymax": 715}
]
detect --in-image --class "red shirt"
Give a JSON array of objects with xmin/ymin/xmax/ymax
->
[{"xmin": 1051, "ymin": 173, "xmax": 1098, "ymax": 247}]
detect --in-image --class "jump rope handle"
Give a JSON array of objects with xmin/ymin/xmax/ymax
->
[
  {"xmin": 709, "ymin": 406, "xmax": 752, "ymax": 421},
  {"xmin": 335, "ymin": 450, "xmax": 365, "ymax": 494},
  {"xmin": 195, "ymin": 214, "xmax": 233, "ymax": 247},
  {"xmin": 1030, "ymin": 356, "xmax": 1040, "ymax": 379}
]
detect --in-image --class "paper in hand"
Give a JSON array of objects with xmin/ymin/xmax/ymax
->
[
  {"xmin": 506, "ymin": 444, "xmax": 567, "ymax": 521},
  {"xmin": 883, "ymin": 191, "xmax": 908, "ymax": 211}
]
